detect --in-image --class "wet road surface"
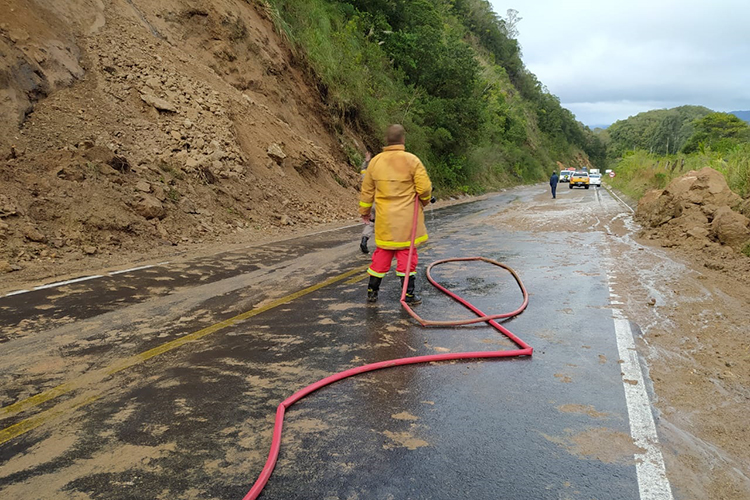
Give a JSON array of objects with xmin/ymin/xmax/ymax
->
[{"xmin": 0, "ymin": 186, "xmax": 672, "ymax": 499}]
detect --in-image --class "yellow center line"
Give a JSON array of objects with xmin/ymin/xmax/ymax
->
[
  {"xmin": 343, "ymin": 275, "xmax": 369, "ymax": 285},
  {"xmin": 0, "ymin": 265, "xmax": 369, "ymax": 434},
  {"xmin": 0, "ymin": 394, "xmax": 101, "ymax": 446}
]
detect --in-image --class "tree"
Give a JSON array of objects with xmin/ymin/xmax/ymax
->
[
  {"xmin": 606, "ymin": 105, "xmax": 712, "ymax": 158},
  {"xmin": 682, "ymin": 112, "xmax": 750, "ymax": 154},
  {"xmin": 271, "ymin": 0, "xmax": 598, "ymax": 189},
  {"xmin": 504, "ymin": 9, "xmax": 522, "ymax": 39},
  {"xmin": 650, "ymin": 113, "xmax": 681, "ymax": 155}
]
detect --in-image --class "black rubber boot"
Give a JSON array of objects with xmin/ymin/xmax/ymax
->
[
  {"xmin": 400, "ymin": 275, "xmax": 422, "ymax": 305},
  {"xmin": 367, "ymin": 275, "xmax": 381, "ymax": 302},
  {"xmin": 360, "ymin": 236, "xmax": 369, "ymax": 254}
]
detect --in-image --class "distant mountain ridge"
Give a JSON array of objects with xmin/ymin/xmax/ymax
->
[{"xmin": 730, "ymin": 110, "xmax": 750, "ymax": 123}]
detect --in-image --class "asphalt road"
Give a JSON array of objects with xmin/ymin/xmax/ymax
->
[{"xmin": 0, "ymin": 185, "xmax": 674, "ymax": 500}]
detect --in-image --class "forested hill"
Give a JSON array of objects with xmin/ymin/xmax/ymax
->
[
  {"xmin": 601, "ymin": 105, "xmax": 750, "ymax": 161},
  {"xmin": 266, "ymin": 0, "xmax": 604, "ymax": 190},
  {"xmin": 602, "ymin": 105, "xmax": 713, "ymax": 159},
  {"xmin": 600, "ymin": 105, "xmax": 750, "ymax": 202}
]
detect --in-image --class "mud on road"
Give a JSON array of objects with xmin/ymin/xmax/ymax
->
[
  {"xmin": 1, "ymin": 185, "xmax": 748, "ymax": 500},
  {"xmin": 490, "ymin": 185, "xmax": 750, "ymax": 499}
]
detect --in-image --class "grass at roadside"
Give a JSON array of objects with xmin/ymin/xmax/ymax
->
[{"xmin": 608, "ymin": 145, "xmax": 750, "ymax": 200}]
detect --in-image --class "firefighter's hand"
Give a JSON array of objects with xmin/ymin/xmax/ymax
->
[{"xmin": 361, "ymin": 214, "xmax": 372, "ymax": 224}]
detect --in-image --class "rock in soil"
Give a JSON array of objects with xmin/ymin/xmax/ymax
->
[
  {"xmin": 140, "ymin": 93, "xmax": 178, "ymax": 113},
  {"xmin": 0, "ymin": 259, "xmax": 13, "ymax": 273},
  {"xmin": 134, "ymin": 195, "xmax": 166, "ymax": 219},
  {"xmin": 711, "ymin": 206, "xmax": 750, "ymax": 250},
  {"xmin": 23, "ymin": 225, "xmax": 47, "ymax": 243}
]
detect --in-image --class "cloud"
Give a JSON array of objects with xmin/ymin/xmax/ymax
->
[{"xmin": 491, "ymin": 0, "xmax": 750, "ymax": 125}]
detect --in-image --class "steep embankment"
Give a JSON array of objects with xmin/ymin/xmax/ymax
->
[{"xmin": 0, "ymin": 0, "xmax": 361, "ymax": 282}]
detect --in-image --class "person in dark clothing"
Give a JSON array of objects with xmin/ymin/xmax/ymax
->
[{"xmin": 550, "ymin": 171, "xmax": 559, "ymax": 199}]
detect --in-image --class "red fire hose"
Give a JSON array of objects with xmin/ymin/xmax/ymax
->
[{"xmin": 242, "ymin": 198, "xmax": 533, "ymax": 500}]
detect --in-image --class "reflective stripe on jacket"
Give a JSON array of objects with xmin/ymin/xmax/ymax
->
[{"xmin": 358, "ymin": 145, "xmax": 432, "ymax": 250}]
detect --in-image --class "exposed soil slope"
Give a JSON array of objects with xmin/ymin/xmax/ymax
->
[{"xmin": 0, "ymin": 0, "xmax": 362, "ymax": 283}]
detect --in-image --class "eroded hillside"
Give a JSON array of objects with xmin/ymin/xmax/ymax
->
[{"xmin": 0, "ymin": 0, "xmax": 361, "ymax": 283}]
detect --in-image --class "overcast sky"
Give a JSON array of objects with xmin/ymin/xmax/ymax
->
[{"xmin": 489, "ymin": 0, "xmax": 750, "ymax": 127}]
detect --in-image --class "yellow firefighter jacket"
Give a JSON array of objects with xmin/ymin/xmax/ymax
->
[{"xmin": 358, "ymin": 145, "xmax": 432, "ymax": 250}]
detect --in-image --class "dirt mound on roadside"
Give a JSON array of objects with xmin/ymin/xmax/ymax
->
[
  {"xmin": 635, "ymin": 167, "xmax": 750, "ymax": 275},
  {"xmin": 0, "ymin": 0, "xmax": 366, "ymax": 284}
]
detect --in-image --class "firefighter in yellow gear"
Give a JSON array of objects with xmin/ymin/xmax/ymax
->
[{"xmin": 359, "ymin": 124, "xmax": 432, "ymax": 303}]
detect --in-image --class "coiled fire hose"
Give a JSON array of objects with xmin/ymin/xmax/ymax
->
[{"xmin": 242, "ymin": 198, "xmax": 533, "ymax": 500}]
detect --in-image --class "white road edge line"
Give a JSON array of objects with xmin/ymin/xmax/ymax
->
[
  {"xmin": 1, "ymin": 218, "xmax": 360, "ymax": 298},
  {"xmin": 2, "ymin": 216, "xmax": 361, "ymax": 297},
  {"xmin": 0, "ymin": 200, "xmax": 460, "ymax": 298},
  {"xmin": 2, "ymin": 202, "xmax": 444, "ymax": 297},
  {"xmin": 109, "ymin": 264, "xmax": 156, "ymax": 275},
  {"xmin": 604, "ymin": 184, "xmax": 636, "ymax": 213},
  {"xmin": 33, "ymin": 275, "xmax": 104, "ymax": 291},
  {"xmin": 603, "ymin": 192, "xmax": 672, "ymax": 499},
  {"xmin": 3, "ymin": 262, "xmax": 173, "ymax": 297},
  {"xmin": 613, "ymin": 314, "xmax": 673, "ymax": 499}
]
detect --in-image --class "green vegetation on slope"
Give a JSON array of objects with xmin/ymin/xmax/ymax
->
[
  {"xmin": 260, "ymin": 0, "xmax": 603, "ymax": 192},
  {"xmin": 604, "ymin": 105, "xmax": 712, "ymax": 158},
  {"xmin": 607, "ymin": 146, "xmax": 750, "ymax": 200},
  {"xmin": 682, "ymin": 112, "xmax": 750, "ymax": 154},
  {"xmin": 602, "ymin": 107, "xmax": 750, "ymax": 202}
]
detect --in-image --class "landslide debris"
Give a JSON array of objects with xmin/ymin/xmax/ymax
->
[
  {"xmin": 635, "ymin": 167, "xmax": 750, "ymax": 276},
  {"xmin": 0, "ymin": 0, "xmax": 363, "ymax": 282}
]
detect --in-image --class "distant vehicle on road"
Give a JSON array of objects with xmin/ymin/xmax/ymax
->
[
  {"xmin": 590, "ymin": 168, "xmax": 600, "ymax": 175},
  {"xmin": 559, "ymin": 171, "xmax": 573, "ymax": 183},
  {"xmin": 570, "ymin": 171, "xmax": 590, "ymax": 189},
  {"xmin": 589, "ymin": 173, "xmax": 602, "ymax": 187}
]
